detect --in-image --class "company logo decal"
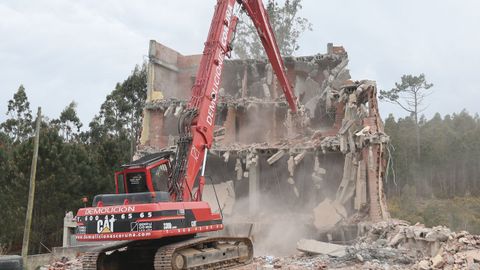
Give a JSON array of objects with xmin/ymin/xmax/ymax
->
[{"xmin": 97, "ymin": 215, "xmax": 116, "ymax": 234}]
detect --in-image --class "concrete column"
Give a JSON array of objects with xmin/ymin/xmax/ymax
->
[
  {"xmin": 354, "ymin": 160, "xmax": 367, "ymax": 211},
  {"xmin": 364, "ymin": 145, "xmax": 386, "ymax": 222},
  {"xmin": 224, "ymin": 105, "xmax": 237, "ymax": 143},
  {"xmin": 237, "ymin": 109, "xmax": 246, "ymax": 144},
  {"xmin": 241, "ymin": 65, "xmax": 248, "ymax": 98},
  {"xmin": 285, "ymin": 110, "xmax": 296, "ymax": 138},
  {"xmin": 248, "ymin": 160, "xmax": 260, "ymax": 216},
  {"xmin": 270, "ymin": 106, "xmax": 277, "ymax": 142},
  {"xmin": 62, "ymin": 212, "xmax": 77, "ymax": 247}
]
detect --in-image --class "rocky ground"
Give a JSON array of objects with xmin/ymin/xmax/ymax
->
[{"xmin": 42, "ymin": 219, "xmax": 480, "ymax": 270}]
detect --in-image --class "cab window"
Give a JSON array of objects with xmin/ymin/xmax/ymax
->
[
  {"xmin": 150, "ymin": 163, "xmax": 169, "ymax": 192},
  {"xmin": 126, "ymin": 172, "xmax": 148, "ymax": 193}
]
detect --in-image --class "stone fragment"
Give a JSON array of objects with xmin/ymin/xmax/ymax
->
[
  {"xmin": 431, "ymin": 254, "xmax": 445, "ymax": 269},
  {"xmin": 287, "ymin": 177, "xmax": 295, "ymax": 185},
  {"xmin": 467, "ymin": 256, "xmax": 475, "ymax": 268},
  {"xmin": 418, "ymin": 259, "xmax": 430, "ymax": 270},
  {"xmin": 388, "ymin": 231, "xmax": 405, "ymax": 247},
  {"xmin": 445, "ymin": 254, "xmax": 455, "ymax": 265},
  {"xmin": 173, "ymin": 105, "xmax": 183, "ymax": 117},
  {"xmin": 460, "ymin": 237, "xmax": 472, "ymax": 245},
  {"xmin": 222, "ymin": 151, "xmax": 230, "ymax": 163},
  {"xmin": 294, "ymin": 151, "xmax": 306, "ymax": 165},
  {"xmin": 425, "ymin": 226, "xmax": 451, "ymax": 242},
  {"xmin": 287, "ymin": 155, "xmax": 295, "ymax": 176},
  {"xmin": 267, "ymin": 150, "xmax": 285, "ymax": 165},
  {"xmin": 235, "ymin": 158, "xmax": 243, "ymax": 180}
]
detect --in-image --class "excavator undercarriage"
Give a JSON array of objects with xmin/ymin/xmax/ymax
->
[{"xmin": 82, "ymin": 236, "xmax": 253, "ymax": 270}]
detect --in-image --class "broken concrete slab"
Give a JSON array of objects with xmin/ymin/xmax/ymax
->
[
  {"xmin": 297, "ymin": 239, "xmax": 346, "ymax": 257},
  {"xmin": 202, "ymin": 180, "xmax": 235, "ymax": 215},
  {"xmin": 313, "ymin": 198, "xmax": 347, "ymax": 232}
]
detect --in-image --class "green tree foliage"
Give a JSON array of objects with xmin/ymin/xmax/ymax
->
[
  {"xmin": 380, "ymin": 74, "xmax": 433, "ymax": 159},
  {"xmin": 51, "ymin": 101, "xmax": 83, "ymax": 142},
  {"xmin": 89, "ymin": 64, "xmax": 147, "ymax": 160},
  {"xmin": 386, "ymin": 110, "xmax": 480, "ymax": 233},
  {"xmin": 234, "ymin": 0, "xmax": 312, "ymax": 59},
  {"xmin": 0, "ymin": 131, "xmax": 18, "ymax": 251},
  {"xmin": 0, "ymin": 64, "xmax": 147, "ymax": 254},
  {"xmin": 1, "ymin": 85, "xmax": 33, "ymax": 142},
  {"xmin": 385, "ymin": 110, "xmax": 480, "ymax": 198}
]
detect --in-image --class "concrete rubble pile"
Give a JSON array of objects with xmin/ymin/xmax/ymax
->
[
  {"xmin": 350, "ymin": 217, "xmax": 480, "ymax": 269},
  {"xmin": 243, "ymin": 220, "xmax": 480, "ymax": 269}
]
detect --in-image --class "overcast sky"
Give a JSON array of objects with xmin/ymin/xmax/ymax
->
[{"xmin": 1, "ymin": 0, "xmax": 479, "ymax": 125}]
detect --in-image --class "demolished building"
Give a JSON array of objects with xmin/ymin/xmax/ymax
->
[{"xmin": 136, "ymin": 40, "xmax": 390, "ymax": 246}]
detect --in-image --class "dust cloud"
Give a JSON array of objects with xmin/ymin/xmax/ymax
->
[{"xmin": 222, "ymin": 192, "xmax": 336, "ymax": 256}]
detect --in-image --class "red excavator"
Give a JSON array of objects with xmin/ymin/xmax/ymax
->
[{"xmin": 75, "ymin": 0, "xmax": 299, "ymax": 269}]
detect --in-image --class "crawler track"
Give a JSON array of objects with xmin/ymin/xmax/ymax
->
[
  {"xmin": 154, "ymin": 237, "xmax": 253, "ymax": 270},
  {"xmin": 81, "ymin": 237, "xmax": 253, "ymax": 270}
]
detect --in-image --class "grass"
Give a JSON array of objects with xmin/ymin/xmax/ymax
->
[{"xmin": 388, "ymin": 196, "xmax": 480, "ymax": 234}]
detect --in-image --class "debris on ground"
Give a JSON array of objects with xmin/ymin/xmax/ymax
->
[
  {"xmin": 42, "ymin": 219, "xmax": 480, "ymax": 269},
  {"xmin": 39, "ymin": 256, "xmax": 81, "ymax": 270},
  {"xmin": 240, "ymin": 219, "xmax": 480, "ymax": 269}
]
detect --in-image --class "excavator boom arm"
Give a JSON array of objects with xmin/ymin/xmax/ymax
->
[
  {"xmin": 238, "ymin": 0, "xmax": 298, "ymax": 112},
  {"xmin": 175, "ymin": 0, "xmax": 298, "ymax": 201},
  {"xmin": 172, "ymin": 0, "xmax": 238, "ymax": 201}
]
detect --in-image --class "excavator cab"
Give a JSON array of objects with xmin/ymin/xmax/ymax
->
[
  {"xmin": 91, "ymin": 151, "xmax": 174, "ymax": 208},
  {"xmin": 114, "ymin": 151, "xmax": 173, "ymax": 195}
]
